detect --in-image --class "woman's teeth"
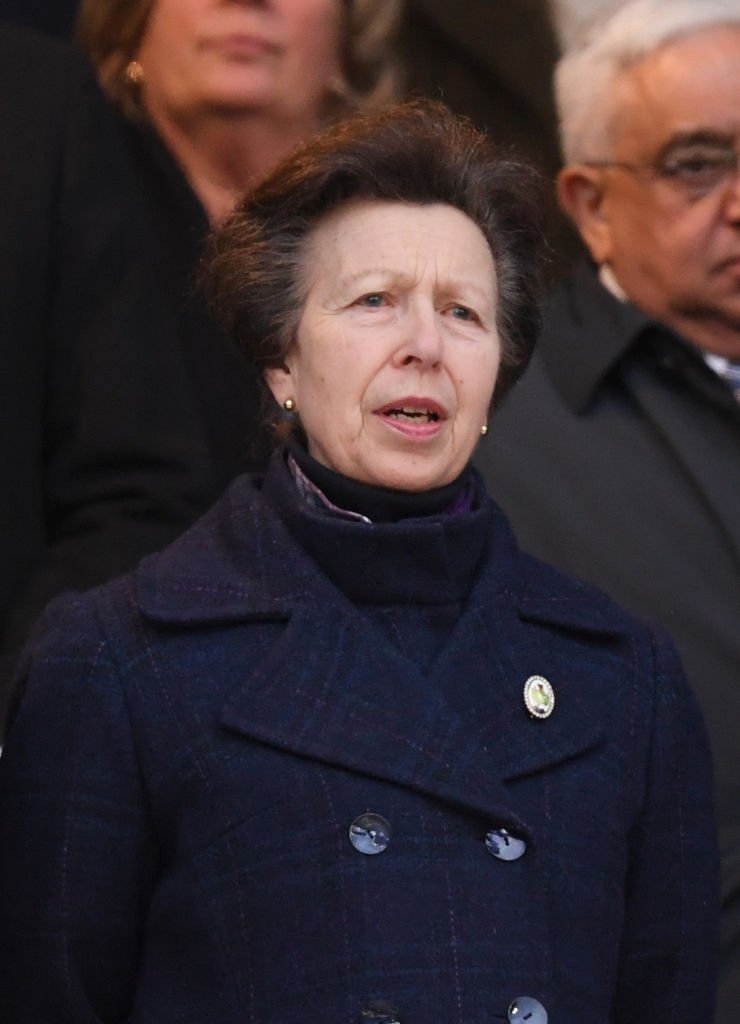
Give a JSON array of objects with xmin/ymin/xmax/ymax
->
[{"xmin": 387, "ymin": 408, "xmax": 440, "ymax": 422}]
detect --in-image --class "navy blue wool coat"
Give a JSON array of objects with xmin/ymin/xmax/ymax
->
[{"xmin": 0, "ymin": 456, "xmax": 718, "ymax": 1023}]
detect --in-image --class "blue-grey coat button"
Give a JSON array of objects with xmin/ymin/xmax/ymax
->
[
  {"xmin": 349, "ymin": 813, "xmax": 392, "ymax": 855},
  {"xmin": 485, "ymin": 828, "xmax": 527, "ymax": 861},
  {"xmin": 508, "ymin": 995, "xmax": 548, "ymax": 1023},
  {"xmin": 360, "ymin": 998, "xmax": 401, "ymax": 1023}
]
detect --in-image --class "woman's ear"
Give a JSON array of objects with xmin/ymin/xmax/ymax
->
[
  {"xmin": 557, "ymin": 164, "xmax": 614, "ymax": 265},
  {"xmin": 264, "ymin": 364, "xmax": 294, "ymax": 408}
]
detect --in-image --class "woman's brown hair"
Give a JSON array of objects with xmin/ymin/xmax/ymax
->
[{"xmin": 204, "ymin": 99, "xmax": 547, "ymax": 423}]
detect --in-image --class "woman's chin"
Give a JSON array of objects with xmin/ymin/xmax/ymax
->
[
  {"xmin": 354, "ymin": 453, "xmax": 462, "ymax": 493},
  {"xmin": 197, "ymin": 73, "xmax": 280, "ymax": 114}
]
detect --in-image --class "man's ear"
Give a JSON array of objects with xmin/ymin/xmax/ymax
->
[
  {"xmin": 557, "ymin": 164, "xmax": 613, "ymax": 265},
  {"xmin": 264, "ymin": 364, "xmax": 293, "ymax": 408}
]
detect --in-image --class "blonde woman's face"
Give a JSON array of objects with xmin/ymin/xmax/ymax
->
[{"xmin": 136, "ymin": 0, "xmax": 342, "ymax": 126}]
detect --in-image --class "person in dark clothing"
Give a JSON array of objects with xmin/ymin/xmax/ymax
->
[
  {"xmin": 78, "ymin": 0, "xmax": 403, "ymax": 222},
  {"xmin": 75, "ymin": 0, "xmax": 403, "ymax": 483},
  {"xmin": 72, "ymin": 0, "xmax": 404, "ymax": 571},
  {"xmin": 1, "ymin": 3, "xmax": 403, "ymax": 716},
  {"xmin": 0, "ymin": 99, "xmax": 718, "ymax": 1024},
  {"xmin": 476, "ymin": 3, "xmax": 740, "ymax": 1020},
  {"xmin": 72, "ymin": 0, "xmax": 499, "ymax": 518},
  {"xmin": 0, "ymin": 23, "xmax": 212, "ymax": 725},
  {"xmin": 1, "ymin": 0, "xmax": 79, "ymax": 36}
]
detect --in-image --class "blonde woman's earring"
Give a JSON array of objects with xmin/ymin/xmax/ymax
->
[{"xmin": 124, "ymin": 61, "xmax": 145, "ymax": 86}]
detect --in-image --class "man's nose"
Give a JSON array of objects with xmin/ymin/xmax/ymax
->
[{"xmin": 724, "ymin": 167, "xmax": 740, "ymax": 222}]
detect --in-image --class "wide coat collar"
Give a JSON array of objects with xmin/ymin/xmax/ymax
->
[
  {"xmin": 542, "ymin": 260, "xmax": 650, "ymax": 414},
  {"xmin": 542, "ymin": 261, "xmax": 740, "ymax": 566},
  {"xmin": 134, "ymin": 456, "xmax": 632, "ymax": 836}
]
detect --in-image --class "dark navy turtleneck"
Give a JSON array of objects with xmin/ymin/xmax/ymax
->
[{"xmin": 263, "ymin": 440, "xmax": 494, "ymax": 674}]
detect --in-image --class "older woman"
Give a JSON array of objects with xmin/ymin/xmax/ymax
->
[{"xmin": 0, "ymin": 101, "xmax": 718, "ymax": 1024}]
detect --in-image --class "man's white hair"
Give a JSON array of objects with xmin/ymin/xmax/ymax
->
[
  {"xmin": 549, "ymin": 0, "xmax": 623, "ymax": 51},
  {"xmin": 556, "ymin": 0, "xmax": 740, "ymax": 164}
]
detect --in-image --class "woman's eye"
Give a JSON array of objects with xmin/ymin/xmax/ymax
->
[
  {"xmin": 448, "ymin": 304, "xmax": 478, "ymax": 322},
  {"xmin": 357, "ymin": 293, "xmax": 387, "ymax": 308}
]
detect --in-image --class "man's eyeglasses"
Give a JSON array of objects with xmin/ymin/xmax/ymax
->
[{"xmin": 585, "ymin": 140, "xmax": 740, "ymax": 199}]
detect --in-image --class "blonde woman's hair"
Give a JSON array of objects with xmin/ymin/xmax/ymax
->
[{"xmin": 77, "ymin": 0, "xmax": 403, "ymax": 121}]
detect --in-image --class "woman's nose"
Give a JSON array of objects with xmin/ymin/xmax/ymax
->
[{"xmin": 395, "ymin": 304, "xmax": 444, "ymax": 367}]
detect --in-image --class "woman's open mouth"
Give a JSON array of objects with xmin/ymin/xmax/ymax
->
[
  {"xmin": 375, "ymin": 398, "xmax": 447, "ymax": 437},
  {"xmin": 386, "ymin": 406, "xmax": 440, "ymax": 423}
]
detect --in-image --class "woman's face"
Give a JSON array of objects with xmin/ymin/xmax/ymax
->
[
  {"xmin": 266, "ymin": 200, "xmax": 501, "ymax": 492},
  {"xmin": 136, "ymin": 0, "xmax": 342, "ymax": 124}
]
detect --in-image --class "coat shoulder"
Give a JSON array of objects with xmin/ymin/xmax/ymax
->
[{"xmin": 510, "ymin": 539, "xmax": 653, "ymax": 642}]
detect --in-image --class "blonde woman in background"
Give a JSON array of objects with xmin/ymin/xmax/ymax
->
[
  {"xmin": 0, "ymin": 2, "xmax": 401, "ymax": 699},
  {"xmin": 78, "ymin": 0, "xmax": 402, "ymax": 223},
  {"xmin": 75, "ymin": 0, "xmax": 402, "ymax": 496}
]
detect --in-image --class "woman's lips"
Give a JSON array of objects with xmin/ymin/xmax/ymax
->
[
  {"xmin": 374, "ymin": 397, "xmax": 447, "ymax": 438},
  {"xmin": 209, "ymin": 34, "xmax": 279, "ymax": 58}
]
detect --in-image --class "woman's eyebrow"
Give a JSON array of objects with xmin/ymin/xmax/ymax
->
[
  {"xmin": 337, "ymin": 267, "xmax": 413, "ymax": 287},
  {"xmin": 439, "ymin": 276, "xmax": 495, "ymax": 303}
]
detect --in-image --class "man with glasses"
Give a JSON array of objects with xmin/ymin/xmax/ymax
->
[{"xmin": 477, "ymin": 2, "xmax": 740, "ymax": 1019}]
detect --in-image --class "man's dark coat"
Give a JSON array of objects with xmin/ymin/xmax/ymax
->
[
  {"xmin": 477, "ymin": 261, "xmax": 740, "ymax": 1021},
  {"xmin": 0, "ymin": 460, "xmax": 718, "ymax": 1022}
]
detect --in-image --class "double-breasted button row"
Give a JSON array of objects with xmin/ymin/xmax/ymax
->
[
  {"xmin": 351, "ymin": 815, "xmax": 540, "ymax": 1020},
  {"xmin": 351, "ymin": 815, "xmax": 541, "ymax": 1023},
  {"xmin": 349, "ymin": 814, "xmax": 527, "ymax": 862},
  {"xmin": 358, "ymin": 995, "xmax": 547, "ymax": 1024}
]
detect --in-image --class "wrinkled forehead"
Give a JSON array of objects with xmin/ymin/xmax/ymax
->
[{"xmin": 298, "ymin": 199, "xmax": 498, "ymax": 298}]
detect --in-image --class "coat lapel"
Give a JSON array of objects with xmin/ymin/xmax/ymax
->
[
  {"xmin": 138, "ymin": 471, "xmax": 619, "ymax": 831},
  {"xmin": 623, "ymin": 358, "xmax": 740, "ymax": 567},
  {"xmin": 218, "ymin": 541, "xmax": 612, "ymax": 834},
  {"xmin": 219, "ymin": 590, "xmax": 532, "ymax": 836}
]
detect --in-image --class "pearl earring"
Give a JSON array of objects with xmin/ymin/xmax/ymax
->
[
  {"xmin": 124, "ymin": 60, "xmax": 145, "ymax": 86},
  {"xmin": 283, "ymin": 398, "xmax": 296, "ymax": 412},
  {"xmin": 480, "ymin": 423, "xmax": 488, "ymax": 437}
]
